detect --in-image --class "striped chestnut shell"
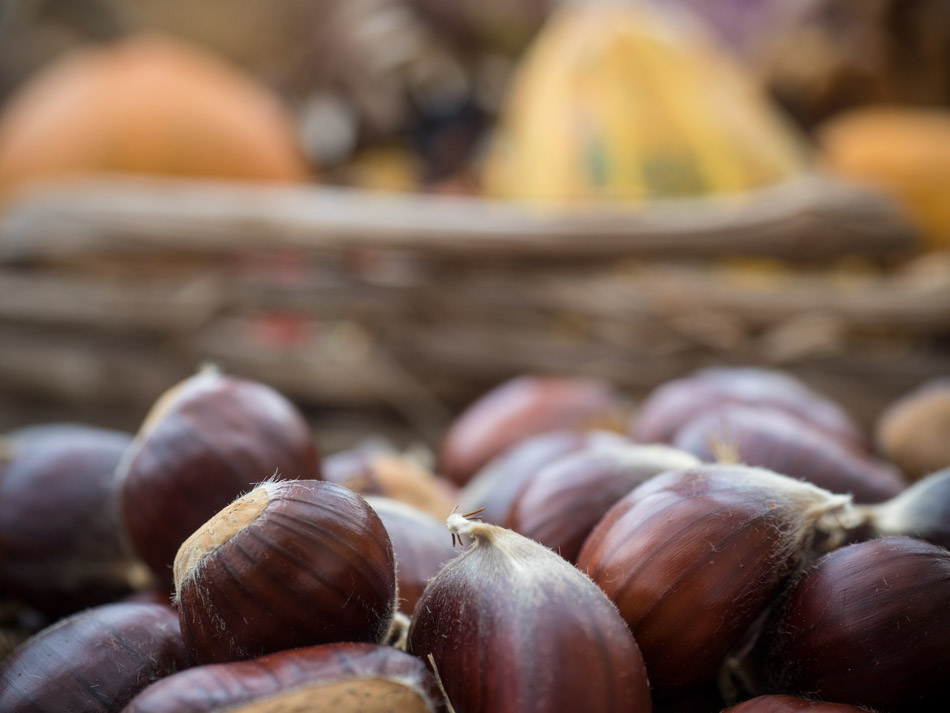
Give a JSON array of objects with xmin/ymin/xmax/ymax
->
[{"xmin": 174, "ymin": 479, "xmax": 396, "ymax": 664}]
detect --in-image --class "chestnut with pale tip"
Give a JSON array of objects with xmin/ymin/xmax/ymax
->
[
  {"xmin": 876, "ymin": 377, "xmax": 950, "ymax": 480},
  {"xmin": 504, "ymin": 442, "xmax": 700, "ymax": 562},
  {"xmin": 121, "ymin": 642, "xmax": 446, "ymax": 713},
  {"xmin": 173, "ymin": 479, "xmax": 397, "ymax": 664},
  {"xmin": 756, "ymin": 536, "xmax": 950, "ymax": 713},
  {"xmin": 671, "ymin": 404, "xmax": 906, "ymax": 503},
  {"xmin": 117, "ymin": 365, "xmax": 321, "ymax": 591},
  {"xmin": 576, "ymin": 464, "xmax": 854, "ymax": 693},
  {"xmin": 439, "ymin": 374, "xmax": 626, "ymax": 486},
  {"xmin": 407, "ymin": 510, "xmax": 652, "ymax": 713},
  {"xmin": 0, "ymin": 602, "xmax": 193, "ymax": 713}
]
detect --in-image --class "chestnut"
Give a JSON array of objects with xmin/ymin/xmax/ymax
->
[
  {"xmin": 504, "ymin": 443, "xmax": 700, "ymax": 562},
  {"xmin": 439, "ymin": 375, "xmax": 626, "ymax": 486},
  {"xmin": 576, "ymin": 464, "xmax": 853, "ymax": 693},
  {"xmin": 407, "ymin": 513, "xmax": 651, "ymax": 713},
  {"xmin": 0, "ymin": 601, "xmax": 193, "ymax": 712},
  {"xmin": 876, "ymin": 376, "xmax": 950, "ymax": 480},
  {"xmin": 458, "ymin": 429, "xmax": 629, "ymax": 526},
  {"xmin": 174, "ymin": 479, "xmax": 396, "ymax": 664},
  {"xmin": 671, "ymin": 404, "xmax": 906, "ymax": 503},
  {"xmin": 117, "ymin": 365, "xmax": 320, "ymax": 591},
  {"xmin": 756, "ymin": 536, "xmax": 950, "ymax": 713},
  {"xmin": 363, "ymin": 496, "xmax": 458, "ymax": 615},
  {"xmin": 631, "ymin": 367, "xmax": 865, "ymax": 452},
  {"xmin": 722, "ymin": 695, "xmax": 869, "ymax": 712},
  {"xmin": 0, "ymin": 424, "xmax": 150, "ymax": 616},
  {"xmin": 123, "ymin": 642, "xmax": 446, "ymax": 712}
]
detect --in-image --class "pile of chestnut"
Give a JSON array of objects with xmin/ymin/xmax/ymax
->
[{"xmin": 1, "ymin": 363, "xmax": 949, "ymax": 713}]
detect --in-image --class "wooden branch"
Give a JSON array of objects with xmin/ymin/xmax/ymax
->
[{"xmin": 0, "ymin": 173, "xmax": 919, "ymax": 263}]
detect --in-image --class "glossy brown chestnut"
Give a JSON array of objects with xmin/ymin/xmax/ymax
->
[
  {"xmin": 174, "ymin": 479, "xmax": 396, "ymax": 664},
  {"xmin": 631, "ymin": 367, "xmax": 865, "ymax": 452},
  {"xmin": 123, "ymin": 642, "xmax": 446, "ymax": 712},
  {"xmin": 439, "ymin": 375, "xmax": 625, "ymax": 486},
  {"xmin": 458, "ymin": 429, "xmax": 629, "ymax": 526},
  {"xmin": 117, "ymin": 366, "xmax": 320, "ymax": 591},
  {"xmin": 757, "ymin": 536, "xmax": 950, "ymax": 713},
  {"xmin": 325, "ymin": 447, "xmax": 458, "ymax": 520},
  {"xmin": 876, "ymin": 376, "xmax": 950, "ymax": 479},
  {"xmin": 671, "ymin": 404, "xmax": 906, "ymax": 503},
  {"xmin": 0, "ymin": 602, "xmax": 193, "ymax": 712},
  {"xmin": 722, "ymin": 695, "xmax": 869, "ymax": 712},
  {"xmin": 576, "ymin": 465, "xmax": 852, "ymax": 693},
  {"xmin": 407, "ymin": 514, "xmax": 652, "ymax": 713},
  {"xmin": 0, "ymin": 424, "xmax": 150, "ymax": 615},
  {"xmin": 363, "ymin": 496, "xmax": 457, "ymax": 615},
  {"xmin": 504, "ymin": 443, "xmax": 700, "ymax": 562},
  {"xmin": 859, "ymin": 466, "xmax": 950, "ymax": 548}
]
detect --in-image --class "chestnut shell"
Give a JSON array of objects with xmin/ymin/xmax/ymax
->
[
  {"xmin": 0, "ymin": 602, "xmax": 192, "ymax": 712},
  {"xmin": 722, "ymin": 695, "xmax": 868, "ymax": 712},
  {"xmin": 118, "ymin": 368, "xmax": 320, "ymax": 590},
  {"xmin": 175, "ymin": 480, "xmax": 396, "ymax": 664},
  {"xmin": 123, "ymin": 642, "xmax": 446, "ymax": 712},
  {"xmin": 758, "ymin": 536, "xmax": 950, "ymax": 713}
]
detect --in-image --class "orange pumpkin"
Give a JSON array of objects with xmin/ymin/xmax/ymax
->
[
  {"xmin": 0, "ymin": 34, "xmax": 310, "ymax": 202},
  {"xmin": 817, "ymin": 106, "xmax": 950, "ymax": 251}
]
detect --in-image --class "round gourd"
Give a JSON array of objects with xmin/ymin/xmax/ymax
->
[{"xmin": 0, "ymin": 34, "xmax": 310, "ymax": 202}]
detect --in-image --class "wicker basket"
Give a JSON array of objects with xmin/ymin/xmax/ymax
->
[{"xmin": 0, "ymin": 174, "xmax": 946, "ymax": 449}]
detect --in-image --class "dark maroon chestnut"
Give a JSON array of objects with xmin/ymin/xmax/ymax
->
[
  {"xmin": 0, "ymin": 424, "xmax": 148, "ymax": 615},
  {"xmin": 504, "ymin": 443, "xmax": 699, "ymax": 562},
  {"xmin": 632, "ymin": 367, "xmax": 865, "ymax": 452},
  {"xmin": 859, "ymin": 467, "xmax": 950, "ymax": 548},
  {"xmin": 876, "ymin": 376, "xmax": 950, "ymax": 480},
  {"xmin": 722, "ymin": 695, "xmax": 869, "ymax": 712},
  {"xmin": 671, "ymin": 404, "xmax": 906, "ymax": 503},
  {"xmin": 458, "ymin": 429, "xmax": 629, "ymax": 525},
  {"xmin": 0, "ymin": 602, "xmax": 192, "ymax": 712},
  {"xmin": 576, "ymin": 464, "xmax": 853, "ymax": 693},
  {"xmin": 123, "ymin": 642, "xmax": 446, "ymax": 712},
  {"xmin": 364, "ymin": 495, "xmax": 458, "ymax": 615},
  {"xmin": 325, "ymin": 446, "xmax": 458, "ymax": 520},
  {"xmin": 407, "ymin": 513, "xmax": 651, "ymax": 713},
  {"xmin": 439, "ymin": 375, "xmax": 626, "ymax": 486},
  {"xmin": 174, "ymin": 479, "xmax": 396, "ymax": 664},
  {"xmin": 757, "ymin": 536, "xmax": 950, "ymax": 713},
  {"xmin": 117, "ymin": 365, "xmax": 320, "ymax": 591}
]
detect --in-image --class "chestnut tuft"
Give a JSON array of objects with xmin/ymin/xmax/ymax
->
[
  {"xmin": 174, "ymin": 479, "xmax": 397, "ymax": 664},
  {"xmin": 439, "ymin": 375, "xmax": 626, "ymax": 486},
  {"xmin": 407, "ymin": 513, "xmax": 652, "ymax": 713},
  {"xmin": 458, "ymin": 429, "xmax": 629, "ymax": 526},
  {"xmin": 756, "ymin": 536, "xmax": 950, "ymax": 713},
  {"xmin": 504, "ymin": 443, "xmax": 700, "ymax": 562},
  {"xmin": 0, "ymin": 424, "xmax": 150, "ymax": 616},
  {"xmin": 117, "ymin": 365, "xmax": 320, "ymax": 591},
  {"xmin": 631, "ymin": 367, "xmax": 865, "ymax": 452},
  {"xmin": 576, "ymin": 464, "xmax": 853, "ymax": 693},
  {"xmin": 671, "ymin": 404, "xmax": 906, "ymax": 503},
  {"xmin": 123, "ymin": 642, "xmax": 446, "ymax": 712},
  {"xmin": 0, "ymin": 601, "xmax": 193, "ymax": 712}
]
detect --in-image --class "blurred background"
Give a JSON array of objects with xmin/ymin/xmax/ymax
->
[{"xmin": 0, "ymin": 0, "xmax": 948, "ymax": 451}]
